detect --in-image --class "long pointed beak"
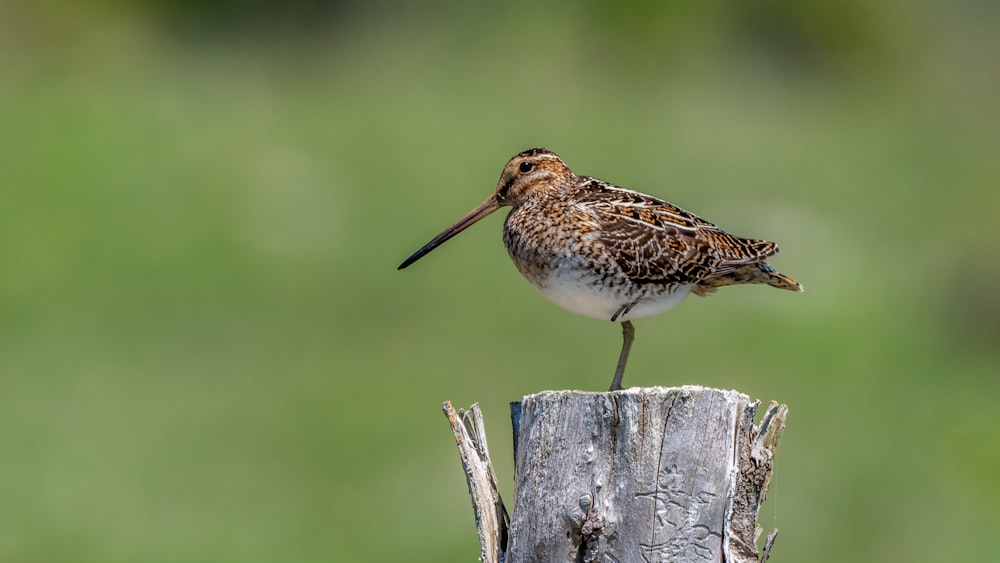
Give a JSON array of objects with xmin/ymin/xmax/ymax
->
[{"xmin": 398, "ymin": 195, "xmax": 503, "ymax": 269}]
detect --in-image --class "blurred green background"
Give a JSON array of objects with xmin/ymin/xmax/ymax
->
[{"xmin": 2, "ymin": 0, "xmax": 998, "ymax": 561}]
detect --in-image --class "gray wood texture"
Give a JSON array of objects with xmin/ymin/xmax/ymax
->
[
  {"xmin": 443, "ymin": 401, "xmax": 509, "ymax": 562},
  {"xmin": 444, "ymin": 386, "xmax": 786, "ymax": 563}
]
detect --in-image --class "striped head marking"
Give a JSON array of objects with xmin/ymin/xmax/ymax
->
[{"xmin": 495, "ymin": 148, "xmax": 575, "ymax": 206}]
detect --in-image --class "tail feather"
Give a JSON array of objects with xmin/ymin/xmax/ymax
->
[
  {"xmin": 760, "ymin": 263, "xmax": 804, "ymax": 292},
  {"xmin": 692, "ymin": 262, "xmax": 803, "ymax": 296}
]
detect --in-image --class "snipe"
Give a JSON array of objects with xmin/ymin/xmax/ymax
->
[{"xmin": 399, "ymin": 148, "xmax": 802, "ymax": 390}]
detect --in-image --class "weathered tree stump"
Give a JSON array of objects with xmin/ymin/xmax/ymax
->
[{"xmin": 444, "ymin": 386, "xmax": 786, "ymax": 563}]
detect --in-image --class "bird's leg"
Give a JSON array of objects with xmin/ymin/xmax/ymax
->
[{"xmin": 609, "ymin": 320, "xmax": 634, "ymax": 392}]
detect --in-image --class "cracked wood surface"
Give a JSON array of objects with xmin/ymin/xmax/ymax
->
[{"xmin": 446, "ymin": 386, "xmax": 786, "ymax": 563}]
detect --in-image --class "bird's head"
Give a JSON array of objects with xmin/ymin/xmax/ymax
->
[
  {"xmin": 398, "ymin": 147, "xmax": 573, "ymax": 270},
  {"xmin": 495, "ymin": 148, "xmax": 575, "ymax": 206}
]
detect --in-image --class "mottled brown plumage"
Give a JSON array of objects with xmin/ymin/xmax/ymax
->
[{"xmin": 399, "ymin": 148, "xmax": 802, "ymax": 390}]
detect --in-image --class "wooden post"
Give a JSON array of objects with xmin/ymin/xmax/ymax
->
[{"xmin": 444, "ymin": 386, "xmax": 786, "ymax": 563}]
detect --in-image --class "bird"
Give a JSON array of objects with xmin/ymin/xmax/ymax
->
[{"xmin": 398, "ymin": 148, "xmax": 802, "ymax": 391}]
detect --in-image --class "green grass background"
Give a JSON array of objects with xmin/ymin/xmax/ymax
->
[{"xmin": 2, "ymin": 1, "xmax": 998, "ymax": 561}]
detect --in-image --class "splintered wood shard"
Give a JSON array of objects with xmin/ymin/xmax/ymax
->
[
  {"xmin": 444, "ymin": 387, "xmax": 787, "ymax": 563},
  {"xmin": 442, "ymin": 401, "xmax": 509, "ymax": 563}
]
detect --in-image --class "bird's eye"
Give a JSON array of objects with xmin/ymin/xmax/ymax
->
[{"xmin": 518, "ymin": 161, "xmax": 533, "ymax": 173}]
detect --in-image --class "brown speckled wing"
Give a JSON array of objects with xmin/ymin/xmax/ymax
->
[{"xmin": 576, "ymin": 179, "xmax": 778, "ymax": 286}]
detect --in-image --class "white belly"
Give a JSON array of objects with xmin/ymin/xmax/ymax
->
[{"xmin": 533, "ymin": 268, "xmax": 693, "ymax": 322}]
